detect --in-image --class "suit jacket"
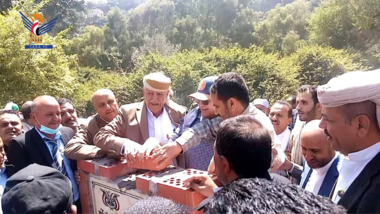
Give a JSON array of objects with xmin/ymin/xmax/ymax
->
[
  {"xmin": 94, "ymin": 101, "xmax": 186, "ymax": 156},
  {"xmin": 64, "ymin": 114, "xmax": 108, "ymax": 160},
  {"xmin": 7, "ymin": 127, "xmax": 76, "ymax": 173},
  {"xmin": 337, "ymin": 151, "xmax": 380, "ymax": 213},
  {"xmin": 300, "ymin": 155, "xmax": 340, "ymax": 197}
]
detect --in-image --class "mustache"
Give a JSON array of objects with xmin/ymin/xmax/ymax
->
[{"xmin": 324, "ymin": 129, "xmax": 332, "ymax": 138}]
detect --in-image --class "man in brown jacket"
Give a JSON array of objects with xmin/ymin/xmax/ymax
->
[
  {"xmin": 64, "ymin": 89, "xmax": 119, "ymax": 160},
  {"xmin": 93, "ymin": 72, "xmax": 186, "ymax": 161}
]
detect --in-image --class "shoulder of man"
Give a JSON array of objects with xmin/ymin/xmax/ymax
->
[
  {"xmin": 165, "ymin": 100, "xmax": 187, "ymax": 115},
  {"xmin": 11, "ymin": 132, "xmax": 27, "ymax": 145},
  {"xmin": 184, "ymin": 107, "xmax": 199, "ymax": 119},
  {"xmin": 119, "ymin": 102, "xmax": 142, "ymax": 115},
  {"xmin": 87, "ymin": 114, "xmax": 100, "ymax": 130},
  {"xmin": 60, "ymin": 126, "xmax": 75, "ymax": 139}
]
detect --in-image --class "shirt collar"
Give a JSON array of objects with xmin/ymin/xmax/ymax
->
[
  {"xmin": 277, "ymin": 128, "xmax": 290, "ymax": 138},
  {"xmin": 35, "ymin": 127, "xmax": 62, "ymax": 141},
  {"xmin": 346, "ymin": 142, "xmax": 380, "ymax": 162},
  {"xmin": 242, "ymin": 104, "xmax": 253, "ymax": 115},
  {"xmin": 0, "ymin": 166, "xmax": 6, "ymax": 174},
  {"xmin": 313, "ymin": 152, "xmax": 338, "ymax": 174},
  {"xmin": 146, "ymin": 104, "xmax": 167, "ymax": 119}
]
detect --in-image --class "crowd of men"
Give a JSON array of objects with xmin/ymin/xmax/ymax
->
[{"xmin": 0, "ymin": 70, "xmax": 379, "ymax": 213}]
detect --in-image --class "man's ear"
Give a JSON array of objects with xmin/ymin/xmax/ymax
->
[
  {"xmin": 316, "ymin": 103, "xmax": 322, "ymax": 113},
  {"xmin": 356, "ymin": 115, "xmax": 371, "ymax": 138},
  {"xmin": 287, "ymin": 117, "xmax": 292, "ymax": 125},
  {"xmin": 220, "ymin": 155, "xmax": 231, "ymax": 174},
  {"xmin": 228, "ymin": 98, "xmax": 238, "ymax": 111}
]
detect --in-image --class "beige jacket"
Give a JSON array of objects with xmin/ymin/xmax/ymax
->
[
  {"xmin": 94, "ymin": 101, "xmax": 186, "ymax": 156},
  {"xmin": 64, "ymin": 114, "xmax": 108, "ymax": 160}
]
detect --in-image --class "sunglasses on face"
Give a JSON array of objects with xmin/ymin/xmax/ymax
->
[{"xmin": 194, "ymin": 99, "xmax": 209, "ymax": 105}]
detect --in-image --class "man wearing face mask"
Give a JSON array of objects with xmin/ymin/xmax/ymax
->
[
  {"xmin": 94, "ymin": 73, "xmax": 186, "ymax": 165},
  {"xmin": 7, "ymin": 96, "xmax": 79, "ymax": 204}
]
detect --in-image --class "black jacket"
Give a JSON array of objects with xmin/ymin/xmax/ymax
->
[
  {"xmin": 338, "ymin": 151, "xmax": 380, "ymax": 213},
  {"xmin": 6, "ymin": 127, "xmax": 76, "ymax": 175}
]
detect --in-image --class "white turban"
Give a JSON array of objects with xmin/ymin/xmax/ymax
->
[
  {"xmin": 143, "ymin": 72, "xmax": 171, "ymax": 92},
  {"xmin": 317, "ymin": 69, "xmax": 380, "ymax": 129}
]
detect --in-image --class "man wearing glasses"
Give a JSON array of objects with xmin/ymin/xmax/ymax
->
[{"xmin": 171, "ymin": 76, "xmax": 218, "ymax": 170}]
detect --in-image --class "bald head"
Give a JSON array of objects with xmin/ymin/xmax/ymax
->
[
  {"xmin": 301, "ymin": 120, "xmax": 336, "ymax": 169},
  {"xmin": 92, "ymin": 89, "xmax": 115, "ymax": 103},
  {"xmin": 92, "ymin": 89, "xmax": 118, "ymax": 122},
  {"xmin": 31, "ymin": 96, "xmax": 61, "ymax": 135},
  {"xmin": 32, "ymin": 96, "xmax": 59, "ymax": 112}
]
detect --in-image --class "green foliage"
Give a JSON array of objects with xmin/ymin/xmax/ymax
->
[
  {"xmin": 284, "ymin": 45, "xmax": 364, "ymax": 86},
  {"xmin": 0, "ymin": 0, "xmax": 378, "ymax": 115},
  {"xmin": 255, "ymin": 0, "xmax": 311, "ymax": 53},
  {"xmin": 65, "ymin": 25, "xmax": 115, "ymax": 69},
  {"xmin": 0, "ymin": 10, "xmax": 77, "ymax": 106},
  {"xmin": 72, "ymin": 67, "xmax": 129, "ymax": 116},
  {"xmin": 131, "ymin": 46, "xmax": 299, "ymax": 106},
  {"xmin": 309, "ymin": 0, "xmax": 380, "ymax": 51}
]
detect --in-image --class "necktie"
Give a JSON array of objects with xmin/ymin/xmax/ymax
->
[{"xmin": 44, "ymin": 138, "xmax": 68, "ymax": 177}]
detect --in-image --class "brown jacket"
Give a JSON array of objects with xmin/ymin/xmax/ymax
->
[
  {"xmin": 64, "ymin": 114, "xmax": 108, "ymax": 160},
  {"xmin": 94, "ymin": 101, "xmax": 186, "ymax": 156}
]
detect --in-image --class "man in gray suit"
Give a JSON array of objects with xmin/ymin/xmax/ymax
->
[{"xmin": 7, "ymin": 96, "xmax": 79, "ymax": 203}]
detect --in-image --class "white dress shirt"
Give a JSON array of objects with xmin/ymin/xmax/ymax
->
[
  {"xmin": 332, "ymin": 142, "xmax": 380, "ymax": 204},
  {"xmin": 147, "ymin": 107, "xmax": 176, "ymax": 143},
  {"xmin": 305, "ymin": 153, "xmax": 339, "ymax": 195},
  {"xmin": 277, "ymin": 128, "xmax": 291, "ymax": 151}
]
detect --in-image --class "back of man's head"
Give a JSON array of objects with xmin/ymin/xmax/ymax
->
[
  {"xmin": 287, "ymin": 95, "xmax": 297, "ymax": 108},
  {"xmin": 57, "ymin": 98, "xmax": 74, "ymax": 107},
  {"xmin": 126, "ymin": 196, "xmax": 187, "ymax": 214},
  {"xmin": 21, "ymin": 101, "xmax": 33, "ymax": 121},
  {"xmin": 215, "ymin": 115, "xmax": 272, "ymax": 183},
  {"xmin": 205, "ymin": 178, "xmax": 346, "ymax": 214},
  {"xmin": 2, "ymin": 164, "xmax": 75, "ymax": 214},
  {"xmin": 210, "ymin": 72, "xmax": 250, "ymax": 108}
]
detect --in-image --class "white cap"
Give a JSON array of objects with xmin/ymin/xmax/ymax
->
[
  {"xmin": 253, "ymin": 98, "xmax": 269, "ymax": 108},
  {"xmin": 143, "ymin": 72, "xmax": 171, "ymax": 92}
]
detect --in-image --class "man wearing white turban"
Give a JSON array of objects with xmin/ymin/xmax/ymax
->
[{"xmin": 318, "ymin": 69, "xmax": 380, "ymax": 213}]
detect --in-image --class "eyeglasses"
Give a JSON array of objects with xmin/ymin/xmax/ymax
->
[{"xmin": 193, "ymin": 99, "xmax": 209, "ymax": 105}]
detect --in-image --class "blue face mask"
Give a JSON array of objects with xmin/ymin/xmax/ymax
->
[
  {"xmin": 40, "ymin": 124, "xmax": 62, "ymax": 135},
  {"xmin": 35, "ymin": 117, "xmax": 62, "ymax": 135}
]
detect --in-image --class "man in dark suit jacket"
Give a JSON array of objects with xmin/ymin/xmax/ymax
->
[
  {"xmin": 7, "ymin": 96, "xmax": 79, "ymax": 203},
  {"xmin": 318, "ymin": 70, "xmax": 380, "ymax": 213}
]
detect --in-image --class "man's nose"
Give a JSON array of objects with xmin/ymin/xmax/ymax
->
[{"xmin": 319, "ymin": 118, "xmax": 327, "ymax": 129}]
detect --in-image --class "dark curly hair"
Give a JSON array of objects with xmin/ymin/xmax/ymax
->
[{"xmin": 205, "ymin": 178, "xmax": 346, "ymax": 214}]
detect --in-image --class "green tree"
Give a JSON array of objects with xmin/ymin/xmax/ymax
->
[
  {"xmin": 104, "ymin": 7, "xmax": 131, "ymax": 70},
  {"xmin": 309, "ymin": 0, "xmax": 380, "ymax": 51},
  {"xmin": 284, "ymin": 45, "xmax": 364, "ymax": 86},
  {"xmin": 65, "ymin": 25, "xmax": 115, "ymax": 69},
  {"xmin": 255, "ymin": 0, "xmax": 311, "ymax": 54},
  {"xmin": 72, "ymin": 67, "xmax": 129, "ymax": 115},
  {"xmin": 0, "ymin": 9, "xmax": 77, "ymax": 106}
]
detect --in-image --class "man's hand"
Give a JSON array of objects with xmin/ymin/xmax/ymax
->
[
  {"xmin": 124, "ymin": 145, "xmax": 140, "ymax": 164},
  {"xmin": 183, "ymin": 175, "xmax": 217, "ymax": 197},
  {"xmin": 75, "ymin": 170, "xmax": 81, "ymax": 184},
  {"xmin": 270, "ymin": 148, "xmax": 286, "ymax": 173},
  {"xmin": 151, "ymin": 141, "xmax": 183, "ymax": 170},
  {"xmin": 135, "ymin": 138, "xmax": 161, "ymax": 162},
  {"xmin": 274, "ymin": 148, "xmax": 293, "ymax": 171}
]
